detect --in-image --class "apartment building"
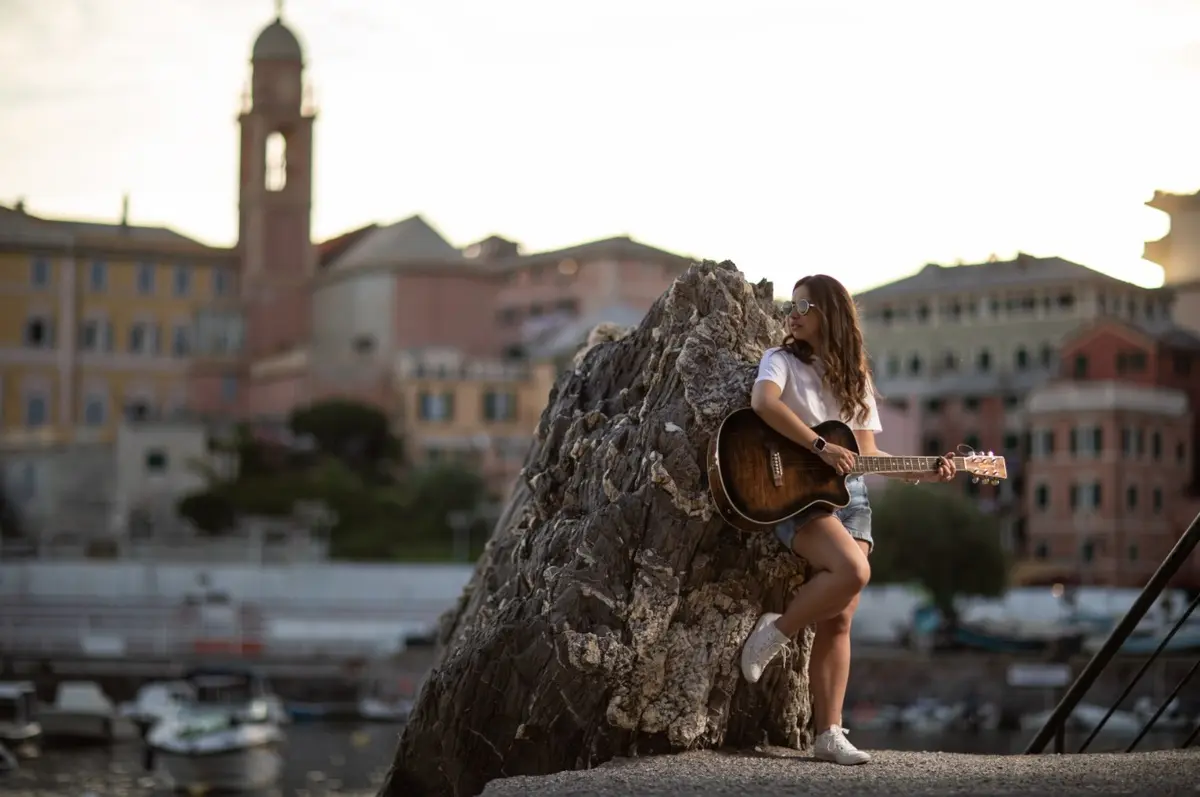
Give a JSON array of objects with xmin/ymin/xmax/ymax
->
[
  {"xmin": 1145, "ymin": 189, "xmax": 1200, "ymax": 335},
  {"xmin": 0, "ymin": 202, "xmax": 239, "ymax": 448},
  {"xmin": 856, "ymin": 253, "xmax": 1173, "ymax": 552},
  {"xmin": 1020, "ymin": 317, "xmax": 1200, "ymax": 588},
  {"xmin": 392, "ymin": 349, "xmax": 558, "ymax": 499}
]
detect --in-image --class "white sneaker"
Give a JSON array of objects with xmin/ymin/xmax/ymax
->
[
  {"xmin": 740, "ymin": 612, "xmax": 788, "ymax": 683},
  {"xmin": 813, "ymin": 725, "xmax": 872, "ymax": 765}
]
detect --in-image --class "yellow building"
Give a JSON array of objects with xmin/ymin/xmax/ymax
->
[
  {"xmin": 391, "ymin": 348, "xmax": 558, "ymax": 499},
  {"xmin": 0, "ymin": 201, "xmax": 238, "ymax": 448}
]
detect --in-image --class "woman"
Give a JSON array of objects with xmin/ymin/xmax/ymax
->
[{"xmin": 739, "ymin": 274, "xmax": 957, "ymax": 766}]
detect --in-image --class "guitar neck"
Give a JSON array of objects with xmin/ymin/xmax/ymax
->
[{"xmin": 851, "ymin": 455, "xmax": 968, "ymax": 475}]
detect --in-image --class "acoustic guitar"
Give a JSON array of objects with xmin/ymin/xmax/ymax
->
[{"xmin": 706, "ymin": 407, "xmax": 1008, "ymax": 533}]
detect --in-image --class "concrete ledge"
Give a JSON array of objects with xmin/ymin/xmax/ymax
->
[{"xmin": 479, "ymin": 748, "xmax": 1200, "ymax": 796}]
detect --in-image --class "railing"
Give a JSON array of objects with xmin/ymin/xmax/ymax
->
[{"xmin": 1025, "ymin": 511, "xmax": 1200, "ymax": 754}]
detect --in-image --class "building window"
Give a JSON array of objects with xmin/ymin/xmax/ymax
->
[
  {"xmin": 964, "ymin": 433, "xmax": 981, "ymax": 452},
  {"xmin": 1072, "ymin": 354, "xmax": 1088, "ymax": 378},
  {"xmin": 173, "ymin": 264, "xmax": 191, "ymax": 297},
  {"xmin": 1069, "ymin": 483, "xmax": 1079, "ymax": 510},
  {"xmin": 1069, "ymin": 429, "xmax": 1078, "ymax": 455},
  {"xmin": 1090, "ymin": 481, "xmax": 1102, "ymax": 510},
  {"xmin": 1081, "ymin": 540, "xmax": 1095, "ymax": 563},
  {"xmin": 907, "ymin": 354, "xmax": 922, "ymax": 376},
  {"xmin": 1174, "ymin": 353, "xmax": 1192, "ymax": 377},
  {"xmin": 172, "ymin": 325, "xmax": 191, "ymax": 358},
  {"xmin": 1152, "ymin": 431, "xmax": 1162, "ymax": 460},
  {"xmin": 1126, "ymin": 485, "xmax": 1138, "ymax": 510},
  {"xmin": 136, "ymin": 262, "xmax": 155, "ymax": 294},
  {"xmin": 1014, "ymin": 347, "xmax": 1029, "ymax": 370},
  {"xmin": 940, "ymin": 351, "xmax": 957, "ymax": 372},
  {"xmin": 23, "ymin": 316, "xmax": 52, "ymax": 348},
  {"xmin": 923, "ymin": 435, "xmax": 942, "ymax": 455},
  {"xmin": 144, "ymin": 449, "xmax": 168, "ymax": 473},
  {"xmin": 1128, "ymin": 544, "xmax": 1139, "ymax": 562},
  {"xmin": 89, "ymin": 259, "xmax": 107, "ymax": 292},
  {"xmin": 483, "ymin": 390, "xmax": 517, "ymax": 422},
  {"xmin": 1035, "ymin": 429, "xmax": 1055, "ymax": 457},
  {"xmin": 1039, "ymin": 344, "xmax": 1054, "ymax": 369},
  {"xmin": 1035, "ymin": 541, "xmax": 1049, "ymax": 560},
  {"xmin": 1004, "ymin": 432, "xmax": 1021, "ymax": 453},
  {"xmin": 1034, "ymin": 484, "xmax": 1049, "ymax": 510},
  {"xmin": 214, "ymin": 269, "xmax": 232, "ymax": 297},
  {"xmin": 1153, "ymin": 488, "xmax": 1163, "ymax": 513},
  {"xmin": 129, "ymin": 322, "xmax": 148, "ymax": 354},
  {"xmin": 220, "ymin": 376, "xmax": 239, "ymax": 403},
  {"xmin": 30, "ymin": 256, "xmax": 50, "ymax": 288},
  {"xmin": 1090, "ymin": 426, "xmax": 1103, "ymax": 456},
  {"xmin": 1179, "ymin": 442, "xmax": 1187, "ymax": 464},
  {"xmin": 83, "ymin": 393, "xmax": 106, "ymax": 426},
  {"xmin": 418, "ymin": 391, "xmax": 454, "ymax": 421},
  {"xmin": 963, "ymin": 396, "xmax": 980, "ymax": 412},
  {"xmin": 977, "ymin": 349, "xmax": 992, "ymax": 372},
  {"xmin": 25, "ymin": 393, "xmax": 48, "ymax": 428},
  {"xmin": 886, "ymin": 355, "xmax": 899, "ymax": 377}
]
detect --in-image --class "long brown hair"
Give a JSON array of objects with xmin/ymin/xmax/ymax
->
[{"xmin": 783, "ymin": 274, "xmax": 873, "ymax": 424}]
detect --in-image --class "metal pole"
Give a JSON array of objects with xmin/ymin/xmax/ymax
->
[{"xmin": 1025, "ymin": 510, "xmax": 1200, "ymax": 754}]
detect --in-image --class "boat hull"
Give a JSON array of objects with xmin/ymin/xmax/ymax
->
[
  {"xmin": 39, "ymin": 712, "xmax": 118, "ymax": 744},
  {"xmin": 154, "ymin": 743, "xmax": 284, "ymax": 791}
]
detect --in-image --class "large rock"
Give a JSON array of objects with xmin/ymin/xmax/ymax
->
[{"xmin": 381, "ymin": 261, "xmax": 813, "ymax": 797}]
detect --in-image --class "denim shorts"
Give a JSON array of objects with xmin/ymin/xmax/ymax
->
[{"xmin": 773, "ymin": 475, "xmax": 874, "ymax": 555}]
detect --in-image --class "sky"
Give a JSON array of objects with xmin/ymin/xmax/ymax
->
[{"xmin": 3, "ymin": 0, "xmax": 1200, "ymax": 294}]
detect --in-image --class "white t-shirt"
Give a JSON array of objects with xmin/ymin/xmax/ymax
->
[{"xmin": 754, "ymin": 346, "xmax": 882, "ymax": 432}]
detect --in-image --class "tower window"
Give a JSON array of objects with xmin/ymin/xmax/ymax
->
[{"xmin": 265, "ymin": 131, "xmax": 287, "ymax": 192}]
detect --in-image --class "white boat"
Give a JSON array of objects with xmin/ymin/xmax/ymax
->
[
  {"xmin": 146, "ymin": 667, "xmax": 286, "ymax": 792},
  {"xmin": 119, "ymin": 680, "xmax": 194, "ymax": 738},
  {"xmin": 39, "ymin": 681, "xmax": 128, "ymax": 744},
  {"xmin": 0, "ymin": 682, "xmax": 41, "ymax": 758},
  {"xmin": 358, "ymin": 695, "xmax": 412, "ymax": 723}
]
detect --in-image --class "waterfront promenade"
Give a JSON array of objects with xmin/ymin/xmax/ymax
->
[{"xmin": 479, "ymin": 748, "xmax": 1200, "ymax": 796}]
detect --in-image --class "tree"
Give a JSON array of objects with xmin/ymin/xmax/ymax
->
[
  {"xmin": 382, "ymin": 262, "xmax": 811, "ymax": 797},
  {"xmin": 289, "ymin": 399, "xmax": 402, "ymax": 480},
  {"xmin": 177, "ymin": 491, "xmax": 237, "ymax": 535},
  {"xmin": 869, "ymin": 482, "xmax": 1009, "ymax": 625}
]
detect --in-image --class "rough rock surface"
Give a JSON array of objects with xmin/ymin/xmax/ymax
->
[{"xmin": 381, "ymin": 261, "xmax": 811, "ymax": 797}]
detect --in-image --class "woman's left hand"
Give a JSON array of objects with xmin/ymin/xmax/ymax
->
[
  {"xmin": 907, "ymin": 453, "xmax": 957, "ymax": 484},
  {"xmin": 935, "ymin": 452, "xmax": 957, "ymax": 482}
]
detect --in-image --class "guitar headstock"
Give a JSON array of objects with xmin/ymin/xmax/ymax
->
[{"xmin": 961, "ymin": 452, "xmax": 1007, "ymax": 485}]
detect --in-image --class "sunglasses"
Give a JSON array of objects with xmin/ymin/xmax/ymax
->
[{"xmin": 781, "ymin": 299, "xmax": 818, "ymax": 317}]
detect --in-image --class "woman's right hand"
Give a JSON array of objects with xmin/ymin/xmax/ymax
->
[{"xmin": 817, "ymin": 443, "xmax": 857, "ymax": 476}]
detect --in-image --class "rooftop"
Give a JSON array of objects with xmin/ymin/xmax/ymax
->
[{"xmin": 857, "ymin": 253, "xmax": 1147, "ymax": 303}]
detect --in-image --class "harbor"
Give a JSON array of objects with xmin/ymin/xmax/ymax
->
[{"xmin": 2, "ymin": 559, "xmax": 1199, "ymax": 792}]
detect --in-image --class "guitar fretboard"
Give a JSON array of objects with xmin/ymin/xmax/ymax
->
[{"xmin": 851, "ymin": 456, "xmax": 968, "ymax": 475}]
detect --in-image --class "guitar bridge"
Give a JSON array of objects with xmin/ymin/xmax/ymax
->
[{"xmin": 768, "ymin": 445, "xmax": 783, "ymax": 488}]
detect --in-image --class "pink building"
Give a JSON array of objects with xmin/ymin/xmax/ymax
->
[{"xmin": 186, "ymin": 11, "xmax": 695, "ymax": 422}]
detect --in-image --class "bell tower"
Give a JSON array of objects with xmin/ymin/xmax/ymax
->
[{"xmin": 238, "ymin": 3, "xmax": 316, "ymax": 359}]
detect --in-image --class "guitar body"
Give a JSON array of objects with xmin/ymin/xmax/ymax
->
[{"xmin": 707, "ymin": 408, "xmax": 859, "ymax": 533}]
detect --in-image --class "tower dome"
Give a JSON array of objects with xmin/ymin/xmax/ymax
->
[{"xmin": 252, "ymin": 18, "xmax": 302, "ymax": 62}]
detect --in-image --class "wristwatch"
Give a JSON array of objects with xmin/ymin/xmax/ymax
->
[{"xmin": 812, "ymin": 437, "xmax": 827, "ymax": 452}]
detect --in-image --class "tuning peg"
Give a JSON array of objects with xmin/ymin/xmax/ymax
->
[
  {"xmin": 988, "ymin": 451, "xmax": 994, "ymax": 456},
  {"xmin": 972, "ymin": 476, "xmax": 980, "ymax": 484}
]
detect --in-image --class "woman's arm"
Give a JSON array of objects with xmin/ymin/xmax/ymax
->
[{"xmin": 751, "ymin": 381, "xmax": 857, "ymax": 474}]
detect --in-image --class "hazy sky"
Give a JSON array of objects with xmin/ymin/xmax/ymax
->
[{"xmin": 2, "ymin": 0, "xmax": 1199, "ymax": 293}]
